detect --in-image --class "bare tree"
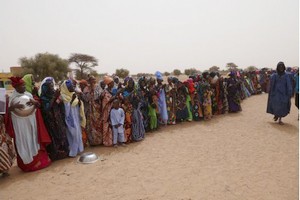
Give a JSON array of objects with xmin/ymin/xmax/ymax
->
[
  {"xmin": 226, "ymin": 63, "xmax": 239, "ymax": 71},
  {"xmin": 246, "ymin": 66, "xmax": 257, "ymax": 72},
  {"xmin": 68, "ymin": 53, "xmax": 98, "ymax": 79}
]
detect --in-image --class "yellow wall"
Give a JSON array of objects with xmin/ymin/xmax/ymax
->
[{"xmin": 0, "ymin": 73, "xmax": 14, "ymax": 90}]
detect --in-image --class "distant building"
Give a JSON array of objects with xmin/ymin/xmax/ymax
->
[
  {"xmin": 10, "ymin": 66, "xmax": 24, "ymax": 76},
  {"xmin": 0, "ymin": 72, "xmax": 13, "ymax": 90}
]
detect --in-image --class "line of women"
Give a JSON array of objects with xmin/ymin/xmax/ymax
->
[{"xmin": 0, "ymin": 65, "xmax": 295, "ymax": 174}]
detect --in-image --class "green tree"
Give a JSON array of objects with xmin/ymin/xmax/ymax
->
[
  {"xmin": 19, "ymin": 52, "xmax": 70, "ymax": 82},
  {"xmin": 246, "ymin": 66, "xmax": 257, "ymax": 72},
  {"xmin": 173, "ymin": 69, "xmax": 181, "ymax": 76},
  {"xmin": 115, "ymin": 68, "xmax": 130, "ymax": 79},
  {"xmin": 68, "ymin": 53, "xmax": 98, "ymax": 80},
  {"xmin": 184, "ymin": 69, "xmax": 191, "ymax": 76},
  {"xmin": 209, "ymin": 66, "xmax": 220, "ymax": 72},
  {"xmin": 164, "ymin": 71, "xmax": 171, "ymax": 76},
  {"xmin": 185, "ymin": 68, "xmax": 202, "ymax": 76},
  {"xmin": 184, "ymin": 68, "xmax": 199, "ymax": 76},
  {"xmin": 226, "ymin": 63, "xmax": 238, "ymax": 71}
]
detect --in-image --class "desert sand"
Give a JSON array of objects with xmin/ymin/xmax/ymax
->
[{"xmin": 0, "ymin": 93, "xmax": 298, "ymax": 200}]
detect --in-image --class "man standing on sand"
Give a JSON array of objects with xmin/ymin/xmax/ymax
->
[{"xmin": 267, "ymin": 62, "xmax": 293, "ymax": 125}]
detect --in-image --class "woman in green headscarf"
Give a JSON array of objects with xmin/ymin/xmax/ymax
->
[{"xmin": 22, "ymin": 74, "xmax": 35, "ymax": 94}]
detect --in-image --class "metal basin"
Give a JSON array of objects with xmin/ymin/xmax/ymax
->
[
  {"xmin": 78, "ymin": 152, "xmax": 99, "ymax": 164},
  {"xmin": 11, "ymin": 95, "xmax": 36, "ymax": 117}
]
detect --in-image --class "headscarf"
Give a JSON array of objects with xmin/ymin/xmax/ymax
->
[
  {"xmin": 229, "ymin": 71, "xmax": 236, "ymax": 77},
  {"xmin": 79, "ymin": 79, "xmax": 88, "ymax": 88},
  {"xmin": 171, "ymin": 77, "xmax": 179, "ymax": 84},
  {"xmin": 103, "ymin": 76, "xmax": 113, "ymax": 85},
  {"xmin": 276, "ymin": 61, "xmax": 286, "ymax": 76},
  {"xmin": 40, "ymin": 77, "xmax": 56, "ymax": 107},
  {"xmin": 155, "ymin": 71, "xmax": 163, "ymax": 80},
  {"xmin": 186, "ymin": 78, "xmax": 195, "ymax": 94},
  {"xmin": 196, "ymin": 75, "xmax": 202, "ymax": 82},
  {"xmin": 22, "ymin": 74, "xmax": 34, "ymax": 93},
  {"xmin": 124, "ymin": 77, "xmax": 135, "ymax": 97},
  {"xmin": 202, "ymin": 72, "xmax": 209, "ymax": 80},
  {"xmin": 60, "ymin": 80, "xmax": 86, "ymax": 128},
  {"xmin": 113, "ymin": 75, "xmax": 119, "ymax": 82},
  {"xmin": 38, "ymin": 77, "xmax": 56, "ymax": 96},
  {"xmin": 9, "ymin": 76, "xmax": 24, "ymax": 88}
]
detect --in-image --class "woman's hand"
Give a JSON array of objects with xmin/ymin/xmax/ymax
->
[
  {"xmin": 9, "ymin": 101, "xmax": 24, "ymax": 112},
  {"xmin": 26, "ymin": 98, "xmax": 40, "ymax": 108},
  {"xmin": 54, "ymin": 89, "xmax": 60, "ymax": 98}
]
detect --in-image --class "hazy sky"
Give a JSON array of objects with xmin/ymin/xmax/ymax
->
[{"xmin": 0, "ymin": 0, "xmax": 298, "ymax": 75}]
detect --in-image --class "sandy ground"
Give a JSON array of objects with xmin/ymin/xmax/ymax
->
[{"xmin": 0, "ymin": 93, "xmax": 298, "ymax": 200}]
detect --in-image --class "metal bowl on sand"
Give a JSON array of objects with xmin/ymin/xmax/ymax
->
[
  {"xmin": 11, "ymin": 95, "xmax": 36, "ymax": 117},
  {"xmin": 78, "ymin": 152, "xmax": 99, "ymax": 164}
]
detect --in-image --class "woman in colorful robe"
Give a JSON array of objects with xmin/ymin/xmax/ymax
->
[
  {"xmin": 40, "ymin": 77, "xmax": 69, "ymax": 160},
  {"xmin": 226, "ymin": 72, "xmax": 242, "ymax": 113},
  {"xmin": 0, "ymin": 115, "xmax": 16, "ymax": 174},
  {"xmin": 6, "ymin": 77, "xmax": 51, "ymax": 172},
  {"xmin": 165, "ymin": 77, "xmax": 177, "ymax": 124},
  {"xmin": 183, "ymin": 80, "xmax": 193, "ymax": 121},
  {"xmin": 147, "ymin": 78, "xmax": 158, "ymax": 131},
  {"xmin": 222, "ymin": 78, "xmax": 229, "ymax": 114},
  {"xmin": 60, "ymin": 80, "xmax": 86, "ymax": 157},
  {"xmin": 78, "ymin": 80, "xmax": 89, "ymax": 146},
  {"xmin": 124, "ymin": 77, "xmax": 145, "ymax": 141},
  {"xmin": 82, "ymin": 76, "xmax": 103, "ymax": 146},
  {"xmin": 101, "ymin": 76, "xmax": 115, "ymax": 146},
  {"xmin": 137, "ymin": 77, "xmax": 150, "ymax": 131},
  {"xmin": 175, "ymin": 81, "xmax": 189, "ymax": 122},
  {"xmin": 122, "ymin": 97, "xmax": 133, "ymax": 143},
  {"xmin": 202, "ymin": 81, "xmax": 213, "ymax": 120}
]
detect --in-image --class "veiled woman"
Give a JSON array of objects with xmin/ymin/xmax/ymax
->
[
  {"xmin": 226, "ymin": 72, "xmax": 242, "ymax": 113},
  {"xmin": 267, "ymin": 62, "xmax": 293, "ymax": 124},
  {"xmin": 40, "ymin": 77, "xmax": 69, "ymax": 160},
  {"xmin": 60, "ymin": 80, "xmax": 86, "ymax": 157}
]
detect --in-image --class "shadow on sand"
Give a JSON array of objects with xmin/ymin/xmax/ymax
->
[{"xmin": 267, "ymin": 121, "xmax": 299, "ymax": 134}]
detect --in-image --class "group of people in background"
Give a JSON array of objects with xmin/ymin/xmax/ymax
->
[{"xmin": 0, "ymin": 61, "xmax": 298, "ymax": 175}]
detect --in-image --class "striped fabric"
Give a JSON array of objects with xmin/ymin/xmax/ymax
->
[{"xmin": 0, "ymin": 147, "xmax": 12, "ymax": 173}]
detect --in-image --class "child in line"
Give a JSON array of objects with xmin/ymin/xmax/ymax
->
[{"xmin": 110, "ymin": 99, "xmax": 126, "ymax": 147}]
